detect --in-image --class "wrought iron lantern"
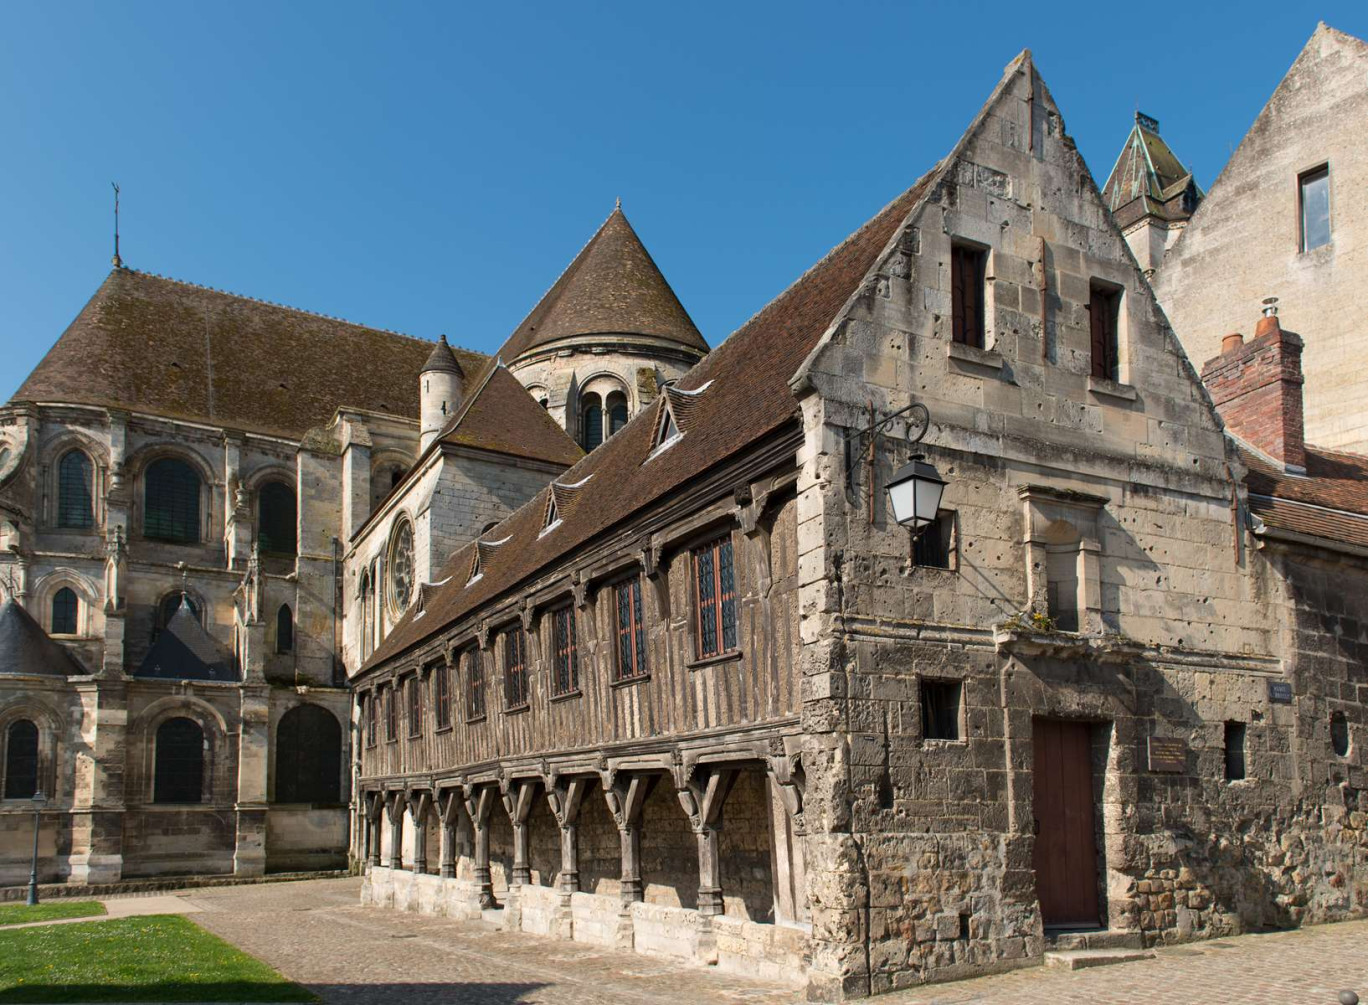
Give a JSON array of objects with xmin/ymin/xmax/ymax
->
[{"xmin": 844, "ymin": 400, "xmax": 948, "ymax": 534}]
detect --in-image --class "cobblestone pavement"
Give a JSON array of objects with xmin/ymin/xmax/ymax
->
[
  {"xmin": 180, "ymin": 878, "xmax": 1368, "ymax": 1004},
  {"xmin": 183, "ymin": 877, "xmax": 799, "ymax": 1004}
]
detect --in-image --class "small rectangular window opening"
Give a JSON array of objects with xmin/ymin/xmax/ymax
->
[
  {"xmin": 692, "ymin": 536, "xmax": 738, "ymax": 661},
  {"xmin": 407, "ymin": 677, "xmax": 422, "ymax": 738},
  {"xmin": 1224, "ymin": 721, "xmax": 1246, "ymax": 781},
  {"xmin": 951, "ymin": 243, "xmax": 988, "ymax": 349},
  {"xmin": 912, "ymin": 511, "xmax": 955, "ymax": 569},
  {"xmin": 1089, "ymin": 281, "xmax": 1122, "ymax": 382},
  {"xmin": 434, "ymin": 664, "xmax": 451, "ymax": 730},
  {"xmin": 921, "ymin": 679, "xmax": 962, "ymax": 741},
  {"xmin": 1299, "ymin": 166, "xmax": 1330, "ymax": 252}
]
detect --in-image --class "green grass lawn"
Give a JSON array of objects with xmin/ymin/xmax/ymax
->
[
  {"xmin": 0, "ymin": 915, "xmax": 316, "ymax": 1003},
  {"xmin": 0, "ymin": 902, "xmax": 105, "ymax": 927}
]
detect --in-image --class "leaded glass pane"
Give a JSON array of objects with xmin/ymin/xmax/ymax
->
[{"xmin": 57, "ymin": 451, "xmax": 93, "ymax": 529}]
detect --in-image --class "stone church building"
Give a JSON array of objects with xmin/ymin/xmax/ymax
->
[
  {"xmin": 0, "ymin": 204, "xmax": 706, "ymax": 885},
  {"xmin": 0, "ymin": 25, "xmax": 1364, "ymax": 1002}
]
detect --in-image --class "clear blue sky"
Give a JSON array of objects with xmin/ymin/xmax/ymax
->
[{"xmin": 3, "ymin": 2, "xmax": 1365, "ymax": 402}]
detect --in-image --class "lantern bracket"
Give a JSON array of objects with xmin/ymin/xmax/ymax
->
[{"xmin": 843, "ymin": 400, "xmax": 930, "ymax": 493}]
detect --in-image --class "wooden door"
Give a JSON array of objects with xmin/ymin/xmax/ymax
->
[{"xmin": 1032, "ymin": 719, "xmax": 1101, "ymax": 928}]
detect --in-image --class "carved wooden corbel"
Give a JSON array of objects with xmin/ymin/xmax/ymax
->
[
  {"xmin": 639, "ymin": 536, "xmax": 670, "ymax": 621},
  {"xmin": 571, "ymin": 570, "xmax": 588, "ymax": 610}
]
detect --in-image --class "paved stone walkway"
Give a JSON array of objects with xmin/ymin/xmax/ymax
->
[{"xmin": 167, "ymin": 877, "xmax": 1368, "ymax": 1004}]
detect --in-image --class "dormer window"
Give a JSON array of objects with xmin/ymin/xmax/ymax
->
[
  {"xmin": 540, "ymin": 492, "xmax": 561, "ymax": 537},
  {"xmin": 648, "ymin": 400, "xmax": 682, "ymax": 460},
  {"xmin": 466, "ymin": 550, "xmax": 482, "ymax": 587}
]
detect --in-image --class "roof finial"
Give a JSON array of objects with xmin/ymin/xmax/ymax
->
[
  {"xmin": 111, "ymin": 182, "xmax": 122, "ymax": 268},
  {"xmin": 615, "ymin": 196, "xmax": 622, "ymax": 211}
]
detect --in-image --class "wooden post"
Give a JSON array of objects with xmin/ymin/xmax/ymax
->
[
  {"xmin": 437, "ymin": 790, "xmax": 461, "ymax": 879},
  {"xmin": 464, "ymin": 786, "xmax": 497, "ymax": 908},
  {"xmin": 386, "ymin": 792, "xmax": 407, "ymax": 871},
  {"xmin": 678, "ymin": 768, "xmax": 737, "ymax": 917},
  {"xmin": 409, "ymin": 791, "xmax": 432, "ymax": 874},
  {"xmin": 547, "ymin": 778, "xmax": 588, "ymax": 895},
  {"xmin": 503, "ymin": 780, "xmax": 538, "ymax": 886},
  {"xmin": 605, "ymin": 774, "xmax": 657, "ymax": 904}
]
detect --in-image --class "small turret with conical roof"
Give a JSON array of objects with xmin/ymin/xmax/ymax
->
[{"xmin": 419, "ymin": 334, "xmax": 465, "ymax": 452}]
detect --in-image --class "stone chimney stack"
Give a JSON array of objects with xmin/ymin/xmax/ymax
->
[{"xmin": 1200, "ymin": 298, "xmax": 1306, "ymax": 473}]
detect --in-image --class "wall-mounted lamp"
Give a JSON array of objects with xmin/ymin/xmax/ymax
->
[{"xmin": 844, "ymin": 401, "xmax": 947, "ymax": 534}]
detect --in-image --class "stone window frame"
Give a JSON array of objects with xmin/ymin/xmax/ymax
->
[
  {"xmin": 130, "ymin": 445, "xmax": 215, "ymax": 548},
  {"xmin": 1296, "ymin": 161, "xmax": 1331, "ymax": 254},
  {"xmin": 1019, "ymin": 485, "xmax": 1107, "ymax": 634},
  {"xmin": 33, "ymin": 569, "xmax": 98, "ymax": 639},
  {"xmin": 42, "ymin": 432, "xmax": 106, "ymax": 534},
  {"xmin": 135, "ymin": 697, "xmax": 226, "ymax": 807},
  {"xmin": 0, "ymin": 700, "xmax": 61, "ymax": 803},
  {"xmin": 1080, "ymin": 257, "xmax": 1137, "ymax": 394},
  {"xmin": 385, "ymin": 515, "xmax": 417, "ymax": 622},
  {"xmin": 247, "ymin": 467, "xmax": 298, "ymax": 559}
]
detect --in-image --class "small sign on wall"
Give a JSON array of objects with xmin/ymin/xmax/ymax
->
[
  {"xmin": 1147, "ymin": 736, "xmax": 1187, "ymax": 773},
  {"xmin": 1267, "ymin": 680, "xmax": 1294, "ymax": 704}
]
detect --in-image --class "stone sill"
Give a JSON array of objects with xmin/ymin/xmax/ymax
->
[
  {"xmin": 946, "ymin": 341, "xmax": 1005, "ymax": 371},
  {"xmin": 688, "ymin": 650, "xmax": 742, "ymax": 672},
  {"xmin": 992, "ymin": 626, "xmax": 1141, "ymax": 663},
  {"xmin": 1087, "ymin": 376, "xmax": 1138, "ymax": 402}
]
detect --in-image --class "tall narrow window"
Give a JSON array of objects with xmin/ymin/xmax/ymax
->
[
  {"xmin": 465, "ymin": 649, "xmax": 485, "ymax": 721},
  {"xmin": 406, "ymin": 675, "xmax": 422, "ymax": 737},
  {"xmin": 607, "ymin": 391, "xmax": 629, "ymax": 438},
  {"xmin": 257, "ymin": 481, "xmax": 297, "ymax": 556},
  {"xmin": 1331, "ymin": 711, "xmax": 1350, "ymax": 758},
  {"xmin": 275, "ymin": 604, "xmax": 293, "ymax": 654},
  {"xmin": 359, "ymin": 571, "xmax": 374, "ymax": 661},
  {"xmin": 1224, "ymin": 721, "xmax": 1247, "ymax": 781},
  {"xmin": 693, "ymin": 536, "xmax": 738, "ymax": 660},
  {"xmin": 551, "ymin": 606, "xmax": 578, "ymax": 696},
  {"xmin": 385, "ymin": 686, "xmax": 397, "ymax": 742},
  {"xmin": 144, "ymin": 458, "xmax": 201, "ymax": 544},
  {"xmin": 50, "ymin": 588, "xmax": 79, "ymax": 636},
  {"xmin": 1089, "ymin": 282, "xmax": 1122, "ymax": 381},
  {"xmin": 4, "ymin": 720, "xmax": 39, "ymax": 800},
  {"xmin": 365, "ymin": 693, "xmax": 377, "ymax": 747},
  {"xmin": 921, "ymin": 680, "xmax": 962, "ymax": 741},
  {"xmin": 1299, "ymin": 166, "xmax": 1330, "ymax": 252},
  {"xmin": 434, "ymin": 662, "xmax": 451, "ymax": 729},
  {"xmin": 504, "ymin": 628, "xmax": 528, "ymax": 709},
  {"xmin": 153, "ymin": 717, "xmax": 204, "ymax": 804},
  {"xmin": 615, "ymin": 577, "xmax": 648, "ymax": 682},
  {"xmin": 580, "ymin": 392, "xmax": 603, "ymax": 451},
  {"xmin": 57, "ymin": 450, "xmax": 93, "ymax": 529},
  {"xmin": 951, "ymin": 243, "xmax": 987, "ymax": 349},
  {"xmin": 912, "ymin": 511, "xmax": 955, "ymax": 570}
]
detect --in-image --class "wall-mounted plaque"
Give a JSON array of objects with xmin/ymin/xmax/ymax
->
[
  {"xmin": 1267, "ymin": 680, "xmax": 1293, "ymax": 704},
  {"xmin": 1147, "ymin": 736, "xmax": 1187, "ymax": 773}
]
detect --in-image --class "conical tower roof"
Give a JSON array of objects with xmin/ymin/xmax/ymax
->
[
  {"xmin": 136, "ymin": 596, "xmax": 237, "ymax": 682},
  {"xmin": 1101, "ymin": 111, "xmax": 1202, "ymax": 230},
  {"xmin": 498, "ymin": 206, "xmax": 708, "ymax": 363},
  {"xmin": 421, "ymin": 334, "xmax": 464, "ymax": 375},
  {"xmin": 0, "ymin": 599, "xmax": 86, "ymax": 677}
]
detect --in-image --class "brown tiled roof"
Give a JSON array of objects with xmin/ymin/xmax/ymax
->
[
  {"xmin": 497, "ymin": 207, "xmax": 709, "ymax": 363},
  {"xmin": 1242, "ymin": 445, "xmax": 1368, "ymax": 549},
  {"xmin": 362, "ymin": 172, "xmax": 935, "ymax": 673},
  {"xmin": 437, "ymin": 365, "xmax": 582, "ymax": 467},
  {"xmin": 12, "ymin": 269, "xmax": 484, "ymax": 440}
]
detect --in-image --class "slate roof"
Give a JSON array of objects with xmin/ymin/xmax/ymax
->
[
  {"xmin": 362, "ymin": 172, "xmax": 936, "ymax": 673},
  {"xmin": 422, "ymin": 334, "xmax": 465, "ymax": 376},
  {"xmin": 1101, "ymin": 112, "xmax": 1202, "ymax": 230},
  {"xmin": 437, "ymin": 365, "xmax": 581, "ymax": 466},
  {"xmin": 1242, "ymin": 445, "xmax": 1368, "ymax": 550},
  {"xmin": 12, "ymin": 268, "xmax": 485, "ymax": 440},
  {"xmin": 135, "ymin": 597, "xmax": 238, "ymax": 682},
  {"xmin": 0, "ymin": 599, "xmax": 87, "ymax": 677},
  {"xmin": 497, "ymin": 207, "xmax": 709, "ymax": 363}
]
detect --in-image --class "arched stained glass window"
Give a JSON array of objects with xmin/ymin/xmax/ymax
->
[
  {"xmin": 57, "ymin": 451, "xmax": 94, "ymax": 529},
  {"xmin": 144, "ymin": 458, "xmax": 201, "ymax": 544},
  {"xmin": 607, "ymin": 392, "xmax": 629, "ymax": 438},
  {"xmin": 274, "ymin": 704, "xmax": 341, "ymax": 804},
  {"xmin": 257, "ymin": 481, "xmax": 297, "ymax": 556},
  {"xmin": 276, "ymin": 604, "xmax": 293, "ymax": 654},
  {"xmin": 153, "ymin": 717, "xmax": 204, "ymax": 804},
  {"xmin": 51, "ymin": 588, "xmax": 78, "ymax": 636},
  {"xmin": 580, "ymin": 392, "xmax": 603, "ymax": 451},
  {"xmin": 4, "ymin": 720, "xmax": 38, "ymax": 800}
]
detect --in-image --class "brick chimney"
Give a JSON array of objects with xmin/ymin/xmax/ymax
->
[{"xmin": 1200, "ymin": 298, "xmax": 1306, "ymax": 472}]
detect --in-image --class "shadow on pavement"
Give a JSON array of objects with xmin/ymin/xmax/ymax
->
[{"xmin": 0, "ymin": 981, "xmax": 549, "ymax": 1004}]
